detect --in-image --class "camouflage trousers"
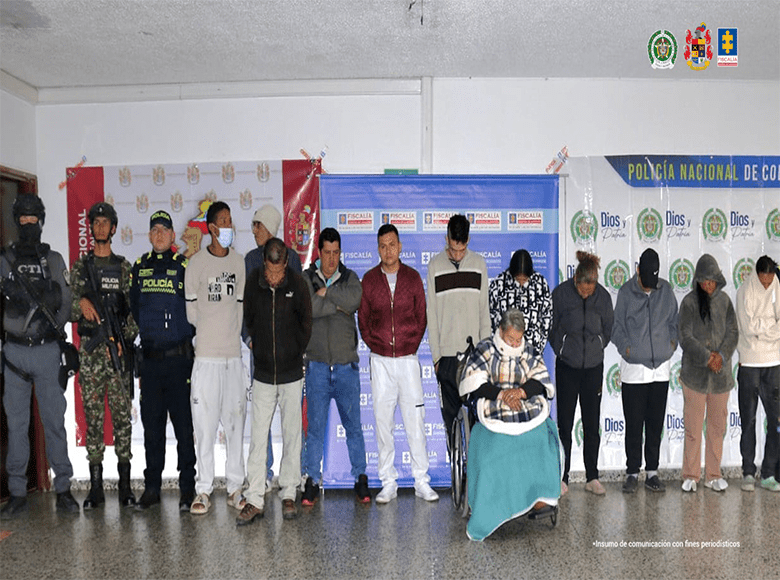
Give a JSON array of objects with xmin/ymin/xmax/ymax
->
[{"xmin": 79, "ymin": 345, "xmax": 133, "ymax": 464}]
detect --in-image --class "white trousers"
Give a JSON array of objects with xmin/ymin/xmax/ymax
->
[
  {"xmin": 244, "ymin": 378, "xmax": 303, "ymax": 508},
  {"xmin": 370, "ymin": 354, "xmax": 430, "ymax": 487},
  {"xmin": 190, "ymin": 357, "xmax": 248, "ymax": 495}
]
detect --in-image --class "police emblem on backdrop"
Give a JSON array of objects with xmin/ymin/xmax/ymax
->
[
  {"xmin": 684, "ymin": 23, "xmax": 713, "ymax": 71},
  {"xmin": 732, "ymin": 258, "xmax": 755, "ymax": 289},
  {"xmin": 570, "ymin": 210, "xmax": 598, "ymax": 245},
  {"xmin": 669, "ymin": 258, "xmax": 695, "ymax": 293},
  {"xmin": 702, "ymin": 208, "xmax": 728, "ymax": 241},
  {"xmin": 717, "ymin": 28, "xmax": 738, "ymax": 67},
  {"xmin": 648, "ymin": 30, "xmax": 678, "ymax": 69},
  {"xmin": 636, "ymin": 208, "xmax": 663, "ymax": 243},
  {"xmin": 604, "ymin": 260, "xmax": 631, "ymax": 293},
  {"xmin": 766, "ymin": 209, "xmax": 780, "ymax": 242}
]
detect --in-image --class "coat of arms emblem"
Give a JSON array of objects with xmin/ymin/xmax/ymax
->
[
  {"xmin": 153, "ymin": 165, "xmax": 166, "ymax": 186},
  {"xmin": 171, "ymin": 191, "xmax": 184, "ymax": 213},
  {"xmin": 257, "ymin": 162, "xmax": 270, "ymax": 182},
  {"xmin": 222, "ymin": 163, "xmax": 235, "ymax": 184},
  {"xmin": 118, "ymin": 167, "xmax": 131, "ymax": 187},
  {"xmin": 239, "ymin": 189, "xmax": 252, "ymax": 210},
  {"xmin": 136, "ymin": 193, "xmax": 149, "ymax": 213},
  {"xmin": 684, "ymin": 23, "xmax": 712, "ymax": 70},
  {"xmin": 187, "ymin": 164, "xmax": 200, "ymax": 185}
]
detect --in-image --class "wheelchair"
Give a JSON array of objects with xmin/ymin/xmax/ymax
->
[{"xmin": 449, "ymin": 338, "xmax": 559, "ymax": 527}]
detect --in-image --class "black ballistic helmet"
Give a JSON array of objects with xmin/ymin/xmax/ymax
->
[
  {"xmin": 88, "ymin": 202, "xmax": 118, "ymax": 227},
  {"xmin": 12, "ymin": 195, "xmax": 46, "ymax": 226}
]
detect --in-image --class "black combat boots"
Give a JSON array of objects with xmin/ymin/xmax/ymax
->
[
  {"xmin": 118, "ymin": 462, "xmax": 136, "ymax": 507},
  {"xmin": 83, "ymin": 463, "xmax": 105, "ymax": 510}
]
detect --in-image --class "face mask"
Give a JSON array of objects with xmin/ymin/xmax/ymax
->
[
  {"xmin": 18, "ymin": 222, "xmax": 42, "ymax": 246},
  {"xmin": 217, "ymin": 227, "xmax": 233, "ymax": 248}
]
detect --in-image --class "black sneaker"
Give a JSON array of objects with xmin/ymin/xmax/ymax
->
[
  {"xmin": 622, "ymin": 476, "xmax": 638, "ymax": 494},
  {"xmin": 1, "ymin": 496, "xmax": 28, "ymax": 519},
  {"xmin": 179, "ymin": 490, "xmax": 195, "ymax": 512},
  {"xmin": 301, "ymin": 477, "xmax": 319, "ymax": 506},
  {"xmin": 56, "ymin": 491, "xmax": 80, "ymax": 514},
  {"xmin": 645, "ymin": 475, "xmax": 666, "ymax": 492},
  {"xmin": 355, "ymin": 474, "xmax": 371, "ymax": 503},
  {"xmin": 135, "ymin": 489, "xmax": 161, "ymax": 510}
]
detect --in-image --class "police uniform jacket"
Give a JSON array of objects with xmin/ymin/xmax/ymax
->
[{"xmin": 130, "ymin": 249, "xmax": 193, "ymax": 351}]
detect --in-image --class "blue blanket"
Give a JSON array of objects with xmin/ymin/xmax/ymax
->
[{"xmin": 466, "ymin": 418, "xmax": 562, "ymax": 541}]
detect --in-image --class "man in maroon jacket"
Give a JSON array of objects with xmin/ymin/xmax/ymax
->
[{"xmin": 358, "ymin": 224, "xmax": 438, "ymax": 504}]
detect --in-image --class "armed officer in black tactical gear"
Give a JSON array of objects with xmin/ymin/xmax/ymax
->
[
  {"xmin": 130, "ymin": 210, "xmax": 196, "ymax": 511},
  {"xmin": 1, "ymin": 195, "xmax": 80, "ymax": 518},
  {"xmin": 70, "ymin": 201, "xmax": 138, "ymax": 509}
]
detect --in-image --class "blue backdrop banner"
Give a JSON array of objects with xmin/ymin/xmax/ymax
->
[{"xmin": 319, "ymin": 174, "xmax": 559, "ymax": 488}]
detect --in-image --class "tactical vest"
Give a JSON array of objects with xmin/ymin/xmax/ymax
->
[
  {"xmin": 1, "ymin": 244, "xmax": 62, "ymax": 339},
  {"xmin": 78, "ymin": 253, "xmax": 128, "ymax": 335},
  {"xmin": 134, "ymin": 251, "xmax": 192, "ymax": 348}
]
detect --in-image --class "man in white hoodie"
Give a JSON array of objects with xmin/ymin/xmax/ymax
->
[{"xmin": 736, "ymin": 255, "xmax": 780, "ymax": 492}]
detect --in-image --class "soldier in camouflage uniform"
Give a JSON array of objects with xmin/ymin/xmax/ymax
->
[{"xmin": 70, "ymin": 202, "xmax": 138, "ymax": 509}]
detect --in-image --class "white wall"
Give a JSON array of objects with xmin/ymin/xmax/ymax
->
[
  {"xmin": 11, "ymin": 76, "xmax": 780, "ymax": 480},
  {"xmin": 432, "ymin": 78, "xmax": 780, "ymax": 174},
  {"xmin": 0, "ymin": 89, "xmax": 37, "ymax": 175}
]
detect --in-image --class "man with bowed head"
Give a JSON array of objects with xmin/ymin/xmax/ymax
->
[
  {"xmin": 359, "ymin": 224, "xmax": 438, "ymax": 503},
  {"xmin": 612, "ymin": 248, "xmax": 678, "ymax": 493},
  {"xmin": 301, "ymin": 228, "xmax": 371, "ymax": 506},
  {"xmin": 185, "ymin": 201, "xmax": 248, "ymax": 515}
]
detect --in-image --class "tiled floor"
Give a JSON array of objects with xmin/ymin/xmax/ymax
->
[{"xmin": 1, "ymin": 478, "xmax": 778, "ymax": 580}]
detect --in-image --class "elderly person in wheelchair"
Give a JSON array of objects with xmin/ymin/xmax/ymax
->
[{"xmin": 459, "ymin": 308, "xmax": 562, "ymax": 541}]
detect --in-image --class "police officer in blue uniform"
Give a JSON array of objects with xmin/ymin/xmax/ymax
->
[
  {"xmin": 1, "ymin": 195, "xmax": 79, "ymax": 518},
  {"xmin": 130, "ymin": 210, "xmax": 196, "ymax": 511}
]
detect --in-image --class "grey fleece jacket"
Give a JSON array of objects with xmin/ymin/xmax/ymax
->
[
  {"xmin": 304, "ymin": 261, "xmax": 362, "ymax": 365},
  {"xmin": 678, "ymin": 254, "xmax": 738, "ymax": 394},
  {"xmin": 612, "ymin": 274, "xmax": 678, "ymax": 369}
]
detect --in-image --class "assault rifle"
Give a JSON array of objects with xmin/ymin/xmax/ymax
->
[{"xmin": 81, "ymin": 258, "xmax": 132, "ymax": 379}]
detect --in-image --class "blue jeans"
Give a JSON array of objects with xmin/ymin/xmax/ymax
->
[{"xmin": 304, "ymin": 361, "xmax": 367, "ymax": 482}]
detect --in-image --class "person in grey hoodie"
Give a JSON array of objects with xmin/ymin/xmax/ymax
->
[
  {"xmin": 678, "ymin": 254, "xmax": 738, "ymax": 493},
  {"xmin": 550, "ymin": 251, "xmax": 613, "ymax": 495},
  {"xmin": 612, "ymin": 249, "xmax": 678, "ymax": 494}
]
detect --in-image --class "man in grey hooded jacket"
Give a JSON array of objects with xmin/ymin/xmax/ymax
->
[{"xmin": 612, "ymin": 249, "xmax": 678, "ymax": 493}]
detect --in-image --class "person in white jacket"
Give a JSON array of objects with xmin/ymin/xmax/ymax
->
[{"xmin": 736, "ymin": 255, "xmax": 780, "ymax": 493}]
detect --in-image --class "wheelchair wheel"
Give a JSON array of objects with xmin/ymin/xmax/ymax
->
[
  {"xmin": 449, "ymin": 407, "xmax": 471, "ymax": 517},
  {"xmin": 449, "ymin": 411, "xmax": 466, "ymax": 512},
  {"xmin": 550, "ymin": 505, "xmax": 558, "ymax": 527}
]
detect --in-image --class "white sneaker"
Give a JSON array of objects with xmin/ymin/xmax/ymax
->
[
  {"xmin": 681, "ymin": 479, "xmax": 698, "ymax": 492},
  {"xmin": 414, "ymin": 482, "xmax": 439, "ymax": 502},
  {"xmin": 376, "ymin": 483, "xmax": 398, "ymax": 504},
  {"xmin": 704, "ymin": 478, "xmax": 728, "ymax": 492},
  {"xmin": 227, "ymin": 490, "xmax": 247, "ymax": 509}
]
